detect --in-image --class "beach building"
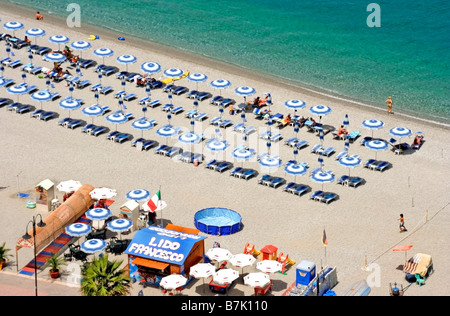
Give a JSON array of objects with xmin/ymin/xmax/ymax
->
[{"xmin": 125, "ymin": 224, "xmax": 206, "ymax": 288}]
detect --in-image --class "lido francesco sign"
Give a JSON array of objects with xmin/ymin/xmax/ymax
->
[{"xmin": 125, "ymin": 226, "xmax": 206, "ymax": 265}]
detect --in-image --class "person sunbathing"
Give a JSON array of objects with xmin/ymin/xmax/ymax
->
[
  {"xmin": 338, "ymin": 125, "xmax": 348, "ymax": 136},
  {"xmin": 24, "ymin": 36, "xmax": 31, "ymax": 44},
  {"xmin": 412, "ymin": 135, "xmax": 423, "ymax": 147},
  {"xmin": 281, "ymin": 114, "xmax": 291, "ymax": 126}
]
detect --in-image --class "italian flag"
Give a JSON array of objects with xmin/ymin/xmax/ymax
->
[{"xmin": 144, "ymin": 190, "xmax": 166, "ymax": 212}]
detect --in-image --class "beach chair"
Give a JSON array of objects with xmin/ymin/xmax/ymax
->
[
  {"xmin": 76, "ymin": 79, "xmax": 91, "ymax": 89},
  {"xmin": 107, "ymin": 131, "xmax": 121, "ymax": 141},
  {"xmin": 240, "ymin": 169, "xmax": 256, "ymax": 180},
  {"xmin": 162, "ymin": 104, "xmax": 173, "ymax": 112},
  {"xmin": 30, "ymin": 109, "xmax": 45, "ymax": 119},
  {"xmin": 220, "ymin": 98, "xmax": 235, "ymax": 107},
  {"xmin": 170, "ymin": 106, "xmax": 183, "ymax": 114},
  {"xmin": 16, "ymin": 105, "xmax": 32, "ymax": 114},
  {"xmin": 187, "ymin": 90, "xmax": 199, "ymax": 99},
  {"xmin": 210, "ymin": 95, "xmax": 223, "ymax": 105},
  {"xmin": 141, "ymin": 140, "xmax": 157, "ymax": 151},
  {"xmin": 9, "ymin": 60, "xmax": 22, "ymax": 68},
  {"xmin": 25, "ymin": 85, "xmax": 39, "ymax": 94},
  {"xmin": 210, "ymin": 117, "xmax": 221, "ymax": 125},
  {"xmin": 166, "ymin": 146, "xmax": 182, "ymax": 157},
  {"xmin": 219, "ymin": 119, "xmax": 233, "ymax": 128},
  {"xmin": 29, "ymin": 66, "xmax": 42, "ymax": 75},
  {"xmin": 348, "ymin": 177, "xmax": 364, "ymax": 188},
  {"xmin": 310, "ymin": 190, "xmax": 325, "ymax": 201},
  {"xmin": 123, "ymin": 93, "xmax": 137, "ymax": 101},
  {"xmin": 335, "ymin": 151, "xmax": 348, "ymax": 160},
  {"xmin": 269, "ymin": 133, "xmax": 283, "ymax": 142},
  {"xmin": 101, "ymin": 66, "xmax": 117, "ymax": 76},
  {"xmin": 258, "ymin": 175, "xmax": 273, "ymax": 186},
  {"xmin": 90, "ymin": 83, "xmax": 102, "ymax": 92},
  {"xmin": 100, "ymin": 86, "xmax": 113, "ymax": 95},
  {"xmin": 114, "ymin": 90, "xmax": 126, "ymax": 98},
  {"xmin": 337, "ymin": 175, "xmax": 350, "ymax": 186},
  {"xmin": 346, "ymin": 131, "xmax": 361, "ymax": 142},
  {"xmin": 40, "ymin": 111, "xmax": 56, "ymax": 121},
  {"xmin": 114, "ymin": 133, "xmax": 132, "ymax": 143},
  {"xmin": 311, "ymin": 144, "xmax": 323, "ymax": 153},
  {"xmin": 0, "ymin": 78, "xmax": 15, "ymax": 87},
  {"xmin": 185, "ymin": 109, "xmax": 198, "ymax": 118},
  {"xmin": 91, "ymin": 126, "xmax": 107, "ymax": 136},
  {"xmin": 293, "ymin": 184, "xmax": 310, "ymax": 196},
  {"xmin": 230, "ymin": 167, "xmax": 244, "ymax": 177},
  {"xmin": 259, "ymin": 130, "xmax": 271, "ymax": 140},
  {"xmin": 283, "ymin": 182, "xmax": 297, "ymax": 193},
  {"xmin": 269, "ymin": 177, "xmax": 286, "ymax": 188},
  {"xmin": 243, "ymin": 126, "xmax": 256, "ymax": 135},
  {"xmin": 321, "ymin": 146, "xmax": 335, "ymax": 157},
  {"xmin": 58, "ymin": 117, "xmax": 73, "ymax": 127},
  {"xmin": 205, "ymin": 159, "xmax": 219, "ymax": 170},
  {"xmin": 374, "ymin": 161, "xmax": 390, "ymax": 172},
  {"xmin": 155, "ymin": 144, "xmax": 170, "ymax": 155},
  {"xmin": 194, "ymin": 112, "xmax": 208, "ymax": 121},
  {"xmin": 0, "ymin": 98, "xmax": 12, "ymax": 107},
  {"xmin": 285, "ymin": 137, "xmax": 299, "ymax": 147},
  {"xmin": 146, "ymin": 99, "xmax": 161, "ymax": 108},
  {"xmin": 319, "ymin": 192, "xmax": 338, "ymax": 204},
  {"xmin": 139, "ymin": 96, "xmax": 150, "ymax": 105},
  {"xmin": 195, "ymin": 92, "xmax": 212, "ymax": 101},
  {"xmin": 67, "ymin": 119, "xmax": 84, "ymax": 129},
  {"xmin": 215, "ymin": 161, "xmax": 233, "ymax": 173},
  {"xmin": 80, "ymin": 59, "xmax": 95, "ymax": 69}
]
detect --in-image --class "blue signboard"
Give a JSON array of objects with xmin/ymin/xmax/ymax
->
[{"xmin": 125, "ymin": 226, "xmax": 206, "ymax": 265}]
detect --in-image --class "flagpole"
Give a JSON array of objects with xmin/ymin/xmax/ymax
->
[{"xmin": 159, "ymin": 185, "xmax": 163, "ymax": 228}]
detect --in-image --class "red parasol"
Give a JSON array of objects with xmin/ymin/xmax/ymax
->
[{"xmin": 392, "ymin": 245, "xmax": 413, "ymax": 262}]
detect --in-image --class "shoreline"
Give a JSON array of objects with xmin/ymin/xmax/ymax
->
[{"xmin": 1, "ymin": 1, "xmax": 449, "ymax": 130}]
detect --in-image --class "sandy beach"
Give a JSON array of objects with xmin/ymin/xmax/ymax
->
[{"xmin": 0, "ymin": 3, "xmax": 449, "ymax": 297}]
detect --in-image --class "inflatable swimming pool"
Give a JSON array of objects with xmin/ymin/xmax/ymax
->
[{"xmin": 194, "ymin": 207, "xmax": 242, "ymax": 235}]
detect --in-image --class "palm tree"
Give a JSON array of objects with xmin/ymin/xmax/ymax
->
[{"xmin": 80, "ymin": 254, "xmax": 131, "ymax": 296}]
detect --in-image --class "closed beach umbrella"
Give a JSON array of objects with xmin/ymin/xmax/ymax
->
[
  {"xmin": 256, "ymin": 260, "xmax": 283, "ymax": 274},
  {"xmin": 59, "ymin": 98, "xmax": 81, "ymax": 118},
  {"xmin": 362, "ymin": 119, "xmax": 384, "ymax": 137},
  {"xmin": 56, "ymin": 180, "xmax": 82, "ymax": 193},
  {"xmin": 44, "ymin": 52, "xmax": 66, "ymax": 63},
  {"xmin": 140, "ymin": 61, "xmax": 161, "ymax": 75},
  {"xmin": 30, "ymin": 90, "xmax": 53, "ymax": 109},
  {"xmin": 116, "ymin": 54, "xmax": 137, "ymax": 72},
  {"xmin": 210, "ymin": 79, "xmax": 231, "ymax": 96},
  {"xmin": 309, "ymin": 105, "xmax": 331, "ymax": 122},
  {"xmin": 80, "ymin": 238, "xmax": 107, "ymax": 254},
  {"xmin": 65, "ymin": 223, "xmax": 92, "ymax": 237},
  {"xmin": 49, "ymin": 35, "xmax": 69, "ymax": 51},
  {"xmin": 343, "ymin": 114, "xmax": 349, "ymax": 129},
  {"xmin": 160, "ymin": 274, "xmax": 187, "ymax": 291},
  {"xmin": 7, "ymin": 84, "xmax": 28, "ymax": 102},
  {"xmin": 25, "ymin": 28, "xmax": 46, "ymax": 45},
  {"xmin": 244, "ymin": 272, "xmax": 271, "ymax": 288},
  {"xmin": 284, "ymin": 99, "xmax": 306, "ymax": 111},
  {"xmin": 89, "ymin": 187, "xmax": 117, "ymax": 200},
  {"xmin": 338, "ymin": 155, "xmax": 361, "ymax": 176},
  {"xmin": 3, "ymin": 21, "xmax": 24, "ymax": 36},
  {"xmin": 365, "ymin": 139, "xmax": 388, "ymax": 159},
  {"xmin": 213, "ymin": 268, "xmax": 239, "ymax": 285},
  {"xmin": 126, "ymin": 189, "xmax": 151, "ymax": 201},
  {"xmin": 163, "ymin": 68, "xmax": 183, "ymax": 78}
]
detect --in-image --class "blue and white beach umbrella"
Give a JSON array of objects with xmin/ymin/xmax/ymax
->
[
  {"xmin": 44, "ymin": 52, "xmax": 66, "ymax": 62},
  {"xmin": 259, "ymin": 155, "xmax": 282, "ymax": 169},
  {"xmin": 365, "ymin": 139, "xmax": 388, "ymax": 159},
  {"xmin": 178, "ymin": 131, "xmax": 203, "ymax": 144},
  {"xmin": 80, "ymin": 239, "xmax": 107, "ymax": 254},
  {"xmin": 59, "ymin": 98, "xmax": 81, "ymax": 117},
  {"xmin": 49, "ymin": 35, "xmax": 69, "ymax": 50},
  {"xmin": 107, "ymin": 218, "xmax": 133, "ymax": 234},
  {"xmin": 232, "ymin": 146, "xmax": 255, "ymax": 161},
  {"xmin": 140, "ymin": 61, "xmax": 161, "ymax": 74},
  {"xmin": 187, "ymin": 73, "xmax": 207, "ymax": 83},
  {"xmin": 31, "ymin": 90, "xmax": 53, "ymax": 109},
  {"xmin": 389, "ymin": 127, "xmax": 412, "ymax": 138},
  {"xmin": 163, "ymin": 68, "xmax": 184, "ymax": 78},
  {"xmin": 284, "ymin": 99, "xmax": 306, "ymax": 111},
  {"xmin": 210, "ymin": 79, "xmax": 231, "ymax": 90},
  {"xmin": 235, "ymin": 86, "xmax": 256, "ymax": 97},
  {"xmin": 65, "ymin": 223, "xmax": 92, "ymax": 237},
  {"xmin": 362, "ymin": 119, "xmax": 384, "ymax": 137},
  {"xmin": 85, "ymin": 208, "xmax": 112, "ymax": 221},
  {"xmin": 106, "ymin": 111, "xmax": 129, "ymax": 128},
  {"xmin": 116, "ymin": 54, "xmax": 137, "ymax": 72},
  {"xmin": 284, "ymin": 163, "xmax": 308, "ymax": 177},
  {"xmin": 25, "ymin": 28, "xmax": 46, "ymax": 45},
  {"xmin": 338, "ymin": 155, "xmax": 361, "ymax": 176},
  {"xmin": 7, "ymin": 84, "xmax": 28, "ymax": 102},
  {"xmin": 82, "ymin": 105, "xmax": 103, "ymax": 123},
  {"xmin": 131, "ymin": 118, "xmax": 155, "ymax": 131},
  {"xmin": 93, "ymin": 48, "xmax": 114, "ymax": 65},
  {"xmin": 126, "ymin": 189, "xmax": 150, "ymax": 201},
  {"xmin": 3, "ymin": 21, "xmax": 24, "ymax": 36},
  {"xmin": 309, "ymin": 105, "xmax": 332, "ymax": 120},
  {"xmin": 205, "ymin": 138, "xmax": 229, "ymax": 153},
  {"xmin": 71, "ymin": 40, "xmax": 91, "ymax": 58},
  {"xmin": 311, "ymin": 170, "xmax": 335, "ymax": 190},
  {"xmin": 156, "ymin": 124, "xmax": 179, "ymax": 138}
]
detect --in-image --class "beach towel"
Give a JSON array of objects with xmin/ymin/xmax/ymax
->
[{"xmin": 403, "ymin": 253, "xmax": 432, "ymax": 276}]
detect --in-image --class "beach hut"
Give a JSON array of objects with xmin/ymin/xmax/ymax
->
[
  {"xmin": 125, "ymin": 224, "xmax": 207, "ymax": 288},
  {"xmin": 35, "ymin": 179, "xmax": 55, "ymax": 212},
  {"xmin": 119, "ymin": 200, "xmax": 140, "ymax": 231},
  {"xmin": 259, "ymin": 244, "xmax": 278, "ymax": 261}
]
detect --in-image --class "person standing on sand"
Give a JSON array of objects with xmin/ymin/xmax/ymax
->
[
  {"xmin": 398, "ymin": 213, "xmax": 407, "ymax": 232},
  {"xmin": 386, "ymin": 96, "xmax": 393, "ymax": 114}
]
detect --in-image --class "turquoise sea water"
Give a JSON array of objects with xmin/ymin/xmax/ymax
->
[{"xmin": 2, "ymin": 0, "xmax": 449, "ymax": 124}]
